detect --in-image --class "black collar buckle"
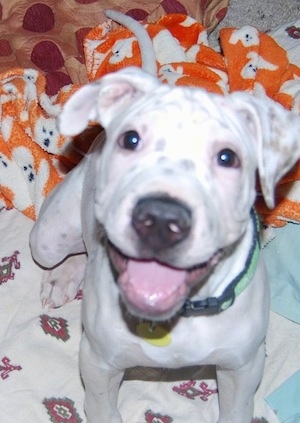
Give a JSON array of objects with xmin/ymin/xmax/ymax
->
[{"xmin": 180, "ymin": 297, "xmax": 221, "ymax": 317}]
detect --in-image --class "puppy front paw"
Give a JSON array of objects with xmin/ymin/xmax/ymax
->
[{"xmin": 41, "ymin": 254, "xmax": 87, "ymax": 308}]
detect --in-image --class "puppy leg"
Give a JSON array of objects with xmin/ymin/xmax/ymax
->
[
  {"xmin": 80, "ymin": 333, "xmax": 124, "ymax": 423},
  {"xmin": 216, "ymin": 343, "xmax": 265, "ymax": 423},
  {"xmin": 30, "ymin": 150, "xmax": 88, "ymax": 269},
  {"xmin": 41, "ymin": 254, "xmax": 87, "ymax": 308}
]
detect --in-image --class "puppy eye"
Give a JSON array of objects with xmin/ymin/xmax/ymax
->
[
  {"xmin": 119, "ymin": 130, "xmax": 141, "ymax": 150},
  {"xmin": 217, "ymin": 148, "xmax": 240, "ymax": 168}
]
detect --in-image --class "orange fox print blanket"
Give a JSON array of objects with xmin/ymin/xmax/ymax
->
[{"xmin": 1, "ymin": 13, "xmax": 300, "ymax": 226}]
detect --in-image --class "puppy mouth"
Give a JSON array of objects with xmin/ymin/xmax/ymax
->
[{"xmin": 108, "ymin": 243, "xmax": 220, "ymax": 321}]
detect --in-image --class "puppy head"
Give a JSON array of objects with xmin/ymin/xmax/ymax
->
[
  {"xmin": 59, "ymin": 67, "xmax": 300, "ymax": 320},
  {"xmin": 60, "ymin": 67, "xmax": 300, "ymax": 209}
]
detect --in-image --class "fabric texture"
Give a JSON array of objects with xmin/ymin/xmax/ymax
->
[
  {"xmin": 85, "ymin": 14, "xmax": 228, "ymax": 93},
  {"xmin": 263, "ymin": 223, "xmax": 300, "ymax": 324},
  {"xmin": 2, "ymin": 206, "xmax": 299, "ymax": 423},
  {"xmin": 0, "ymin": 68, "xmax": 81, "ymax": 219},
  {"xmin": 0, "ymin": 0, "xmax": 228, "ymax": 95},
  {"xmin": 255, "ymin": 18, "xmax": 300, "ymax": 227},
  {"xmin": 1, "ymin": 15, "xmax": 300, "ymax": 224},
  {"xmin": 266, "ymin": 371, "xmax": 300, "ymax": 423}
]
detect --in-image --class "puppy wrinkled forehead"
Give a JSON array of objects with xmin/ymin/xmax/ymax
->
[
  {"xmin": 140, "ymin": 85, "xmax": 245, "ymax": 136},
  {"xmin": 133, "ymin": 85, "xmax": 232, "ymax": 125}
]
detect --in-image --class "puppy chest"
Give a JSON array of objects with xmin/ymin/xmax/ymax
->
[{"xmin": 93, "ymin": 314, "xmax": 252, "ymax": 369}]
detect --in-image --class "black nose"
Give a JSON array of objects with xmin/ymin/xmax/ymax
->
[{"xmin": 132, "ymin": 196, "xmax": 192, "ymax": 250}]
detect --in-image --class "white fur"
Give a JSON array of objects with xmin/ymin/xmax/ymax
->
[{"xmin": 30, "ymin": 68, "xmax": 300, "ymax": 423}]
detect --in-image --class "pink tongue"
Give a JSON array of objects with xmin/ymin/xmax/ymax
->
[{"xmin": 119, "ymin": 259, "xmax": 188, "ymax": 316}]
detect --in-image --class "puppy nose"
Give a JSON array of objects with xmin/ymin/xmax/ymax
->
[{"xmin": 132, "ymin": 197, "xmax": 192, "ymax": 250}]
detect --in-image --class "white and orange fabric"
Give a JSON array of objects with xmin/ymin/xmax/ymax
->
[
  {"xmin": 1, "ymin": 15, "xmax": 300, "ymax": 226},
  {"xmin": 219, "ymin": 26, "xmax": 300, "ymax": 226},
  {"xmin": 0, "ymin": 68, "xmax": 81, "ymax": 220},
  {"xmin": 84, "ymin": 14, "xmax": 228, "ymax": 94}
]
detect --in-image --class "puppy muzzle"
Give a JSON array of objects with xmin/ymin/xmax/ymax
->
[{"xmin": 108, "ymin": 242, "xmax": 221, "ymax": 322}]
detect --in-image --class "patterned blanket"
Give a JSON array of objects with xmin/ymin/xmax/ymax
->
[
  {"xmin": 0, "ymin": 69, "xmax": 82, "ymax": 219},
  {"xmin": 1, "ymin": 14, "xmax": 300, "ymax": 225},
  {"xmin": 1, "ymin": 9, "xmax": 300, "ymax": 423},
  {"xmin": 0, "ymin": 0, "xmax": 228, "ymax": 95},
  {"xmin": 1, "ymin": 207, "xmax": 300, "ymax": 423}
]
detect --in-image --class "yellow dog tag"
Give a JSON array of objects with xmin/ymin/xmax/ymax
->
[{"xmin": 136, "ymin": 322, "xmax": 172, "ymax": 347}]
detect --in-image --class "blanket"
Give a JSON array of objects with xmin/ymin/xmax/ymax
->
[
  {"xmin": 84, "ymin": 14, "xmax": 228, "ymax": 94},
  {"xmin": 1, "ymin": 14, "xmax": 299, "ymax": 225},
  {"xmin": 1, "ymin": 206, "xmax": 300, "ymax": 423},
  {"xmin": 0, "ymin": 69, "xmax": 81, "ymax": 219},
  {"xmin": 0, "ymin": 0, "xmax": 228, "ymax": 95}
]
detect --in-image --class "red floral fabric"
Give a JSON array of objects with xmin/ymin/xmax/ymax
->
[{"xmin": 0, "ymin": 0, "xmax": 228, "ymax": 95}]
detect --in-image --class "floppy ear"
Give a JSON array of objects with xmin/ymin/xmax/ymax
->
[
  {"xmin": 230, "ymin": 92, "xmax": 300, "ymax": 208},
  {"xmin": 58, "ymin": 67, "xmax": 160, "ymax": 136}
]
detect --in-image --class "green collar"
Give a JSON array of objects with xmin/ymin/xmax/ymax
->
[{"xmin": 180, "ymin": 209, "xmax": 260, "ymax": 317}]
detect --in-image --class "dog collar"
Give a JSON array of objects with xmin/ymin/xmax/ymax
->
[{"xmin": 180, "ymin": 209, "xmax": 260, "ymax": 317}]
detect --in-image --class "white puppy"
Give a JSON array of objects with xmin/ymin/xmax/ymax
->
[{"xmin": 30, "ymin": 67, "xmax": 300, "ymax": 423}]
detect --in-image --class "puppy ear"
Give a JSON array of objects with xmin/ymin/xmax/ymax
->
[
  {"xmin": 59, "ymin": 67, "xmax": 160, "ymax": 136},
  {"xmin": 230, "ymin": 92, "xmax": 300, "ymax": 208}
]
